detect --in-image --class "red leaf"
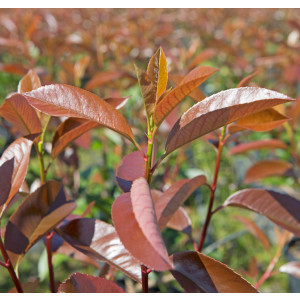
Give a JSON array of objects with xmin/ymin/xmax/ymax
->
[
  {"xmin": 170, "ymin": 251, "xmax": 258, "ymax": 292},
  {"xmin": 18, "ymin": 69, "xmax": 41, "ymax": 93},
  {"xmin": 228, "ymin": 139, "xmax": 287, "ymax": 155},
  {"xmin": 165, "ymin": 87, "xmax": 294, "ymax": 155},
  {"xmin": 23, "ymin": 84, "xmax": 135, "ymax": 142},
  {"xmin": 224, "ymin": 188, "xmax": 300, "ymax": 237},
  {"xmin": 58, "ymin": 273, "xmax": 124, "ymax": 293},
  {"xmin": 244, "ymin": 160, "xmax": 293, "ymax": 183}
]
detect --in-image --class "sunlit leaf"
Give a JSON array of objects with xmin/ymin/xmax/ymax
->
[
  {"xmin": 4, "ymin": 180, "xmax": 76, "ymax": 268},
  {"xmin": 170, "ymin": 251, "xmax": 258, "ymax": 292},
  {"xmin": 112, "ymin": 186, "xmax": 172, "ymax": 271},
  {"xmin": 58, "ymin": 273, "xmax": 124, "ymax": 293},
  {"xmin": 56, "ymin": 218, "xmax": 142, "ymax": 282},
  {"xmin": 0, "ymin": 136, "xmax": 36, "ymax": 217},
  {"xmin": 0, "ymin": 94, "xmax": 41, "ymax": 136},
  {"xmin": 165, "ymin": 87, "xmax": 294, "ymax": 155},
  {"xmin": 244, "ymin": 160, "xmax": 293, "ymax": 183},
  {"xmin": 23, "ymin": 84, "xmax": 135, "ymax": 142},
  {"xmin": 224, "ymin": 188, "xmax": 300, "ymax": 237},
  {"xmin": 18, "ymin": 69, "xmax": 41, "ymax": 93},
  {"xmin": 154, "ymin": 66, "xmax": 218, "ymax": 125}
]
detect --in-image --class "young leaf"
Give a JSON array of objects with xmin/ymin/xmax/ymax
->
[
  {"xmin": 169, "ymin": 74, "xmax": 206, "ymax": 102},
  {"xmin": 111, "ymin": 190, "xmax": 172, "ymax": 271},
  {"xmin": 147, "ymin": 47, "xmax": 168, "ymax": 102},
  {"xmin": 58, "ymin": 273, "xmax": 124, "ymax": 293},
  {"xmin": 154, "ymin": 66, "xmax": 218, "ymax": 125},
  {"xmin": 135, "ymin": 65, "xmax": 156, "ymax": 117},
  {"xmin": 56, "ymin": 218, "xmax": 142, "ymax": 283},
  {"xmin": 244, "ymin": 160, "xmax": 293, "ymax": 183},
  {"xmin": 4, "ymin": 180, "xmax": 76, "ymax": 267},
  {"xmin": 85, "ymin": 70, "xmax": 126, "ymax": 90},
  {"xmin": 170, "ymin": 251, "xmax": 258, "ymax": 292},
  {"xmin": 166, "ymin": 207, "xmax": 192, "ymax": 236},
  {"xmin": 0, "ymin": 94, "xmax": 41, "ymax": 136},
  {"xmin": 233, "ymin": 215, "xmax": 270, "ymax": 250},
  {"xmin": 0, "ymin": 136, "xmax": 36, "ymax": 217},
  {"xmin": 279, "ymin": 262, "xmax": 300, "ymax": 279},
  {"xmin": 18, "ymin": 69, "xmax": 41, "ymax": 93},
  {"xmin": 234, "ymin": 108, "xmax": 289, "ymax": 132},
  {"xmin": 22, "ymin": 84, "xmax": 135, "ymax": 142},
  {"xmin": 155, "ymin": 175, "xmax": 206, "ymax": 230},
  {"xmin": 224, "ymin": 189, "xmax": 300, "ymax": 237},
  {"xmin": 165, "ymin": 87, "xmax": 294, "ymax": 155},
  {"xmin": 237, "ymin": 71, "xmax": 258, "ymax": 88},
  {"xmin": 228, "ymin": 139, "xmax": 287, "ymax": 156}
]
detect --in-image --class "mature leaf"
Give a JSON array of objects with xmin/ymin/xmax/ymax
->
[
  {"xmin": 115, "ymin": 150, "xmax": 145, "ymax": 192},
  {"xmin": 0, "ymin": 94, "xmax": 41, "ymax": 136},
  {"xmin": 234, "ymin": 215, "xmax": 270, "ymax": 250},
  {"xmin": 147, "ymin": 47, "xmax": 168, "ymax": 102},
  {"xmin": 165, "ymin": 87, "xmax": 294, "ymax": 155},
  {"xmin": 169, "ymin": 74, "xmax": 206, "ymax": 102},
  {"xmin": 112, "ymin": 191, "xmax": 172, "ymax": 271},
  {"xmin": 52, "ymin": 96, "xmax": 129, "ymax": 158},
  {"xmin": 154, "ymin": 66, "xmax": 218, "ymax": 125},
  {"xmin": 0, "ymin": 136, "xmax": 35, "ymax": 217},
  {"xmin": 135, "ymin": 65, "xmax": 156, "ymax": 117},
  {"xmin": 235, "ymin": 108, "xmax": 289, "ymax": 132},
  {"xmin": 18, "ymin": 69, "xmax": 41, "ymax": 93},
  {"xmin": 58, "ymin": 273, "xmax": 124, "ymax": 293},
  {"xmin": 170, "ymin": 251, "xmax": 258, "ymax": 292},
  {"xmin": 52, "ymin": 118, "xmax": 97, "ymax": 159},
  {"xmin": 23, "ymin": 84, "xmax": 135, "ymax": 142},
  {"xmin": 4, "ymin": 180, "xmax": 76, "ymax": 267},
  {"xmin": 244, "ymin": 160, "xmax": 293, "ymax": 183},
  {"xmin": 155, "ymin": 175, "xmax": 206, "ymax": 229},
  {"xmin": 280, "ymin": 262, "xmax": 300, "ymax": 279},
  {"xmin": 56, "ymin": 218, "xmax": 141, "ymax": 282},
  {"xmin": 166, "ymin": 207, "xmax": 192, "ymax": 236},
  {"xmin": 224, "ymin": 188, "xmax": 300, "ymax": 237},
  {"xmin": 228, "ymin": 139, "xmax": 287, "ymax": 155}
]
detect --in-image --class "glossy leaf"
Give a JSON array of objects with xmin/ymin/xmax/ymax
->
[
  {"xmin": 169, "ymin": 74, "xmax": 206, "ymax": 102},
  {"xmin": 0, "ymin": 136, "xmax": 35, "ymax": 217},
  {"xmin": 4, "ymin": 180, "xmax": 76, "ymax": 267},
  {"xmin": 58, "ymin": 273, "xmax": 124, "ymax": 293},
  {"xmin": 23, "ymin": 84, "xmax": 135, "ymax": 142},
  {"xmin": 228, "ymin": 139, "xmax": 287, "ymax": 155},
  {"xmin": 18, "ymin": 69, "xmax": 41, "ymax": 93},
  {"xmin": 244, "ymin": 160, "xmax": 293, "ymax": 183},
  {"xmin": 235, "ymin": 108, "xmax": 289, "ymax": 132},
  {"xmin": 224, "ymin": 188, "xmax": 300, "ymax": 237},
  {"xmin": 165, "ymin": 87, "xmax": 294, "ymax": 155},
  {"xmin": 112, "ymin": 192, "xmax": 172, "ymax": 271},
  {"xmin": 170, "ymin": 251, "xmax": 258, "ymax": 292},
  {"xmin": 155, "ymin": 175, "xmax": 206, "ymax": 229},
  {"xmin": 280, "ymin": 262, "xmax": 300, "ymax": 279},
  {"xmin": 154, "ymin": 66, "xmax": 218, "ymax": 125},
  {"xmin": 234, "ymin": 215, "xmax": 270, "ymax": 250},
  {"xmin": 0, "ymin": 93, "xmax": 41, "ymax": 136},
  {"xmin": 56, "ymin": 218, "xmax": 142, "ymax": 282},
  {"xmin": 147, "ymin": 47, "xmax": 168, "ymax": 102}
]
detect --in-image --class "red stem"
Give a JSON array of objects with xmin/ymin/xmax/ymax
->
[
  {"xmin": 197, "ymin": 131, "xmax": 226, "ymax": 252},
  {"xmin": 141, "ymin": 265, "xmax": 149, "ymax": 293},
  {"xmin": 46, "ymin": 232, "xmax": 56, "ymax": 293},
  {"xmin": 0, "ymin": 237, "xmax": 23, "ymax": 292}
]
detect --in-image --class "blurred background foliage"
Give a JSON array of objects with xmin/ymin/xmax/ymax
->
[{"xmin": 1, "ymin": 8, "xmax": 300, "ymax": 292}]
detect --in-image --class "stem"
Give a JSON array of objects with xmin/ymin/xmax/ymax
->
[
  {"xmin": 0, "ymin": 236, "xmax": 23, "ymax": 292},
  {"xmin": 141, "ymin": 265, "xmax": 149, "ymax": 293},
  {"xmin": 198, "ymin": 127, "xmax": 226, "ymax": 252},
  {"xmin": 46, "ymin": 232, "xmax": 56, "ymax": 293}
]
